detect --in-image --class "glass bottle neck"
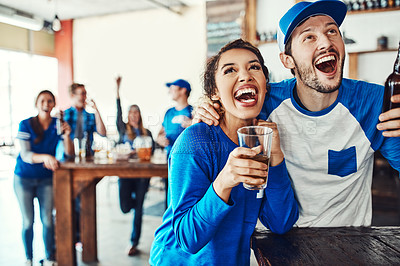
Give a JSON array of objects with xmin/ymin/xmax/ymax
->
[{"xmin": 394, "ymin": 45, "xmax": 400, "ymax": 74}]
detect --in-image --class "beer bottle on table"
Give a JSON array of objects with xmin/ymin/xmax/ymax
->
[{"xmin": 382, "ymin": 42, "xmax": 400, "ymax": 112}]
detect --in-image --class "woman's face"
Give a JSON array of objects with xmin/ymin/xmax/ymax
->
[
  {"xmin": 128, "ymin": 107, "xmax": 141, "ymax": 126},
  {"xmin": 214, "ymin": 48, "xmax": 267, "ymax": 123},
  {"xmin": 36, "ymin": 93, "xmax": 55, "ymax": 116}
]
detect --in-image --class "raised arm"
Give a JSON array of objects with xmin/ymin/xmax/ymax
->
[
  {"xmin": 89, "ymin": 99, "xmax": 107, "ymax": 136},
  {"xmin": 115, "ymin": 76, "xmax": 126, "ymax": 136}
]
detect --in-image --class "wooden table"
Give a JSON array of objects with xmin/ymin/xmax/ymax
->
[
  {"xmin": 251, "ymin": 226, "xmax": 400, "ymax": 265},
  {"xmin": 53, "ymin": 158, "xmax": 168, "ymax": 266}
]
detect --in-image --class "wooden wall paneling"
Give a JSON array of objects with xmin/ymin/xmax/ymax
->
[
  {"xmin": 348, "ymin": 52, "xmax": 359, "ymax": 79},
  {"xmin": 55, "ymin": 20, "xmax": 74, "ymax": 110},
  {"xmin": 244, "ymin": 0, "xmax": 257, "ymax": 43}
]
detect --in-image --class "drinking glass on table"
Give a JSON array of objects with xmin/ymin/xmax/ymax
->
[
  {"xmin": 237, "ymin": 126, "xmax": 273, "ymax": 190},
  {"xmin": 133, "ymin": 136, "xmax": 153, "ymax": 162}
]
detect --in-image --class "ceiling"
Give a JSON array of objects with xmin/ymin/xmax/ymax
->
[{"xmin": 0, "ymin": 0, "xmax": 202, "ymax": 22}]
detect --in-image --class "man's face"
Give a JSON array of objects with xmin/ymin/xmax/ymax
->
[
  {"xmin": 71, "ymin": 86, "xmax": 87, "ymax": 109},
  {"xmin": 289, "ymin": 15, "xmax": 345, "ymax": 93},
  {"xmin": 168, "ymin": 85, "xmax": 185, "ymax": 101}
]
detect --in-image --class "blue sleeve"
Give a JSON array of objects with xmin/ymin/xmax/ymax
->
[
  {"xmin": 259, "ymin": 79, "xmax": 295, "ymax": 120},
  {"xmin": 340, "ymin": 79, "xmax": 400, "ymax": 172},
  {"xmin": 168, "ymin": 128, "xmax": 234, "ymax": 254},
  {"xmin": 90, "ymin": 113, "xmax": 98, "ymax": 136},
  {"xmin": 116, "ymin": 98, "xmax": 126, "ymax": 138},
  {"xmin": 162, "ymin": 110, "xmax": 168, "ymax": 129},
  {"xmin": 259, "ymin": 159, "xmax": 299, "ymax": 234},
  {"xmin": 380, "ymin": 137, "xmax": 400, "ymax": 172}
]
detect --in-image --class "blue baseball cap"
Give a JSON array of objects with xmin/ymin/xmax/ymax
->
[
  {"xmin": 166, "ymin": 79, "xmax": 191, "ymax": 92},
  {"xmin": 277, "ymin": 0, "xmax": 347, "ymax": 52}
]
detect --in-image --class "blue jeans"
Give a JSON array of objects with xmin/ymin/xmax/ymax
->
[
  {"xmin": 13, "ymin": 175, "xmax": 55, "ymax": 260},
  {"xmin": 118, "ymin": 178, "xmax": 150, "ymax": 246}
]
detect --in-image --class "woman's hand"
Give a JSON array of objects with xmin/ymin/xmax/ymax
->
[
  {"xmin": 62, "ymin": 121, "xmax": 71, "ymax": 137},
  {"xmin": 256, "ymin": 120, "xmax": 284, "ymax": 167},
  {"xmin": 43, "ymin": 155, "xmax": 59, "ymax": 171},
  {"xmin": 116, "ymin": 76, "xmax": 122, "ymax": 89},
  {"xmin": 213, "ymin": 147, "xmax": 268, "ymax": 203}
]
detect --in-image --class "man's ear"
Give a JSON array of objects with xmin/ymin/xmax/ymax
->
[{"xmin": 279, "ymin": 52, "xmax": 295, "ymax": 70}]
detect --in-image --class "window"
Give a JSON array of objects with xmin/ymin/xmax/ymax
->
[{"xmin": 0, "ymin": 49, "xmax": 58, "ymax": 145}]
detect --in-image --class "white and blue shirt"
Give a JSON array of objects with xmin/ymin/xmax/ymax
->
[
  {"xmin": 14, "ymin": 117, "xmax": 61, "ymax": 179},
  {"xmin": 260, "ymin": 78, "xmax": 400, "ymax": 227}
]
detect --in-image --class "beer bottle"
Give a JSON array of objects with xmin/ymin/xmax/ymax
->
[
  {"xmin": 56, "ymin": 110, "xmax": 64, "ymax": 135},
  {"xmin": 382, "ymin": 42, "xmax": 400, "ymax": 112}
]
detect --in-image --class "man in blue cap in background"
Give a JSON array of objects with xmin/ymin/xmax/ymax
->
[
  {"xmin": 157, "ymin": 79, "xmax": 193, "ymax": 208},
  {"xmin": 193, "ymin": 0, "xmax": 400, "ymax": 227}
]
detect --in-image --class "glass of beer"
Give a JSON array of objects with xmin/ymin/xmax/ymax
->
[
  {"xmin": 237, "ymin": 126, "xmax": 273, "ymax": 190},
  {"xmin": 133, "ymin": 136, "xmax": 153, "ymax": 162}
]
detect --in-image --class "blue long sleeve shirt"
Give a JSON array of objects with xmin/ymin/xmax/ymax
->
[{"xmin": 150, "ymin": 123, "xmax": 298, "ymax": 266}]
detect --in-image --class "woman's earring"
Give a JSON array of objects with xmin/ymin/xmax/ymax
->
[{"xmin": 211, "ymin": 95, "xmax": 220, "ymax": 101}]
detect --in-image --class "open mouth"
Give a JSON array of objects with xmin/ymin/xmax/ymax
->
[
  {"xmin": 234, "ymin": 87, "xmax": 257, "ymax": 103},
  {"xmin": 315, "ymin": 55, "xmax": 337, "ymax": 74}
]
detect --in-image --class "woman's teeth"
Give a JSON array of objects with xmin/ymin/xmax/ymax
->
[{"xmin": 234, "ymin": 88, "xmax": 256, "ymax": 102}]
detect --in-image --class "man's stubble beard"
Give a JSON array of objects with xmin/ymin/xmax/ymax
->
[{"xmin": 294, "ymin": 55, "xmax": 345, "ymax": 94}]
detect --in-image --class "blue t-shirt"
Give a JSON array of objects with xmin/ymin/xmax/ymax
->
[
  {"xmin": 260, "ymin": 78, "xmax": 400, "ymax": 227},
  {"xmin": 162, "ymin": 105, "xmax": 193, "ymax": 155},
  {"xmin": 14, "ymin": 117, "xmax": 61, "ymax": 179},
  {"xmin": 149, "ymin": 123, "xmax": 298, "ymax": 266}
]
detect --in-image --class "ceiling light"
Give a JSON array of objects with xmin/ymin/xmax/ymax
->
[
  {"xmin": 0, "ymin": 5, "xmax": 43, "ymax": 31},
  {"xmin": 52, "ymin": 15, "xmax": 61, "ymax": 32}
]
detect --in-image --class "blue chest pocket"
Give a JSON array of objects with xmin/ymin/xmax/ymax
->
[{"xmin": 328, "ymin": 146, "xmax": 357, "ymax": 177}]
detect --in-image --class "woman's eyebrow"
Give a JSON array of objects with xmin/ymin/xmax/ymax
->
[{"xmin": 221, "ymin": 63, "xmax": 234, "ymax": 70}]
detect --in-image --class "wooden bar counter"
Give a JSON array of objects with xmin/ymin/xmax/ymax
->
[
  {"xmin": 53, "ymin": 157, "xmax": 168, "ymax": 266},
  {"xmin": 251, "ymin": 226, "xmax": 400, "ymax": 265}
]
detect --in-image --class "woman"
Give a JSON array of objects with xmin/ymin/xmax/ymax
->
[
  {"xmin": 14, "ymin": 90, "xmax": 73, "ymax": 266},
  {"xmin": 149, "ymin": 39, "xmax": 299, "ymax": 266},
  {"xmin": 115, "ymin": 76, "xmax": 155, "ymax": 256}
]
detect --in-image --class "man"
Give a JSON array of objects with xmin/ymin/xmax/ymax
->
[
  {"xmin": 157, "ymin": 79, "xmax": 193, "ymax": 155},
  {"xmin": 63, "ymin": 82, "xmax": 106, "ymax": 244},
  {"xmin": 64, "ymin": 83, "xmax": 107, "ymax": 155},
  {"xmin": 157, "ymin": 79, "xmax": 193, "ymax": 208},
  {"xmin": 194, "ymin": 0, "xmax": 400, "ymax": 227}
]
